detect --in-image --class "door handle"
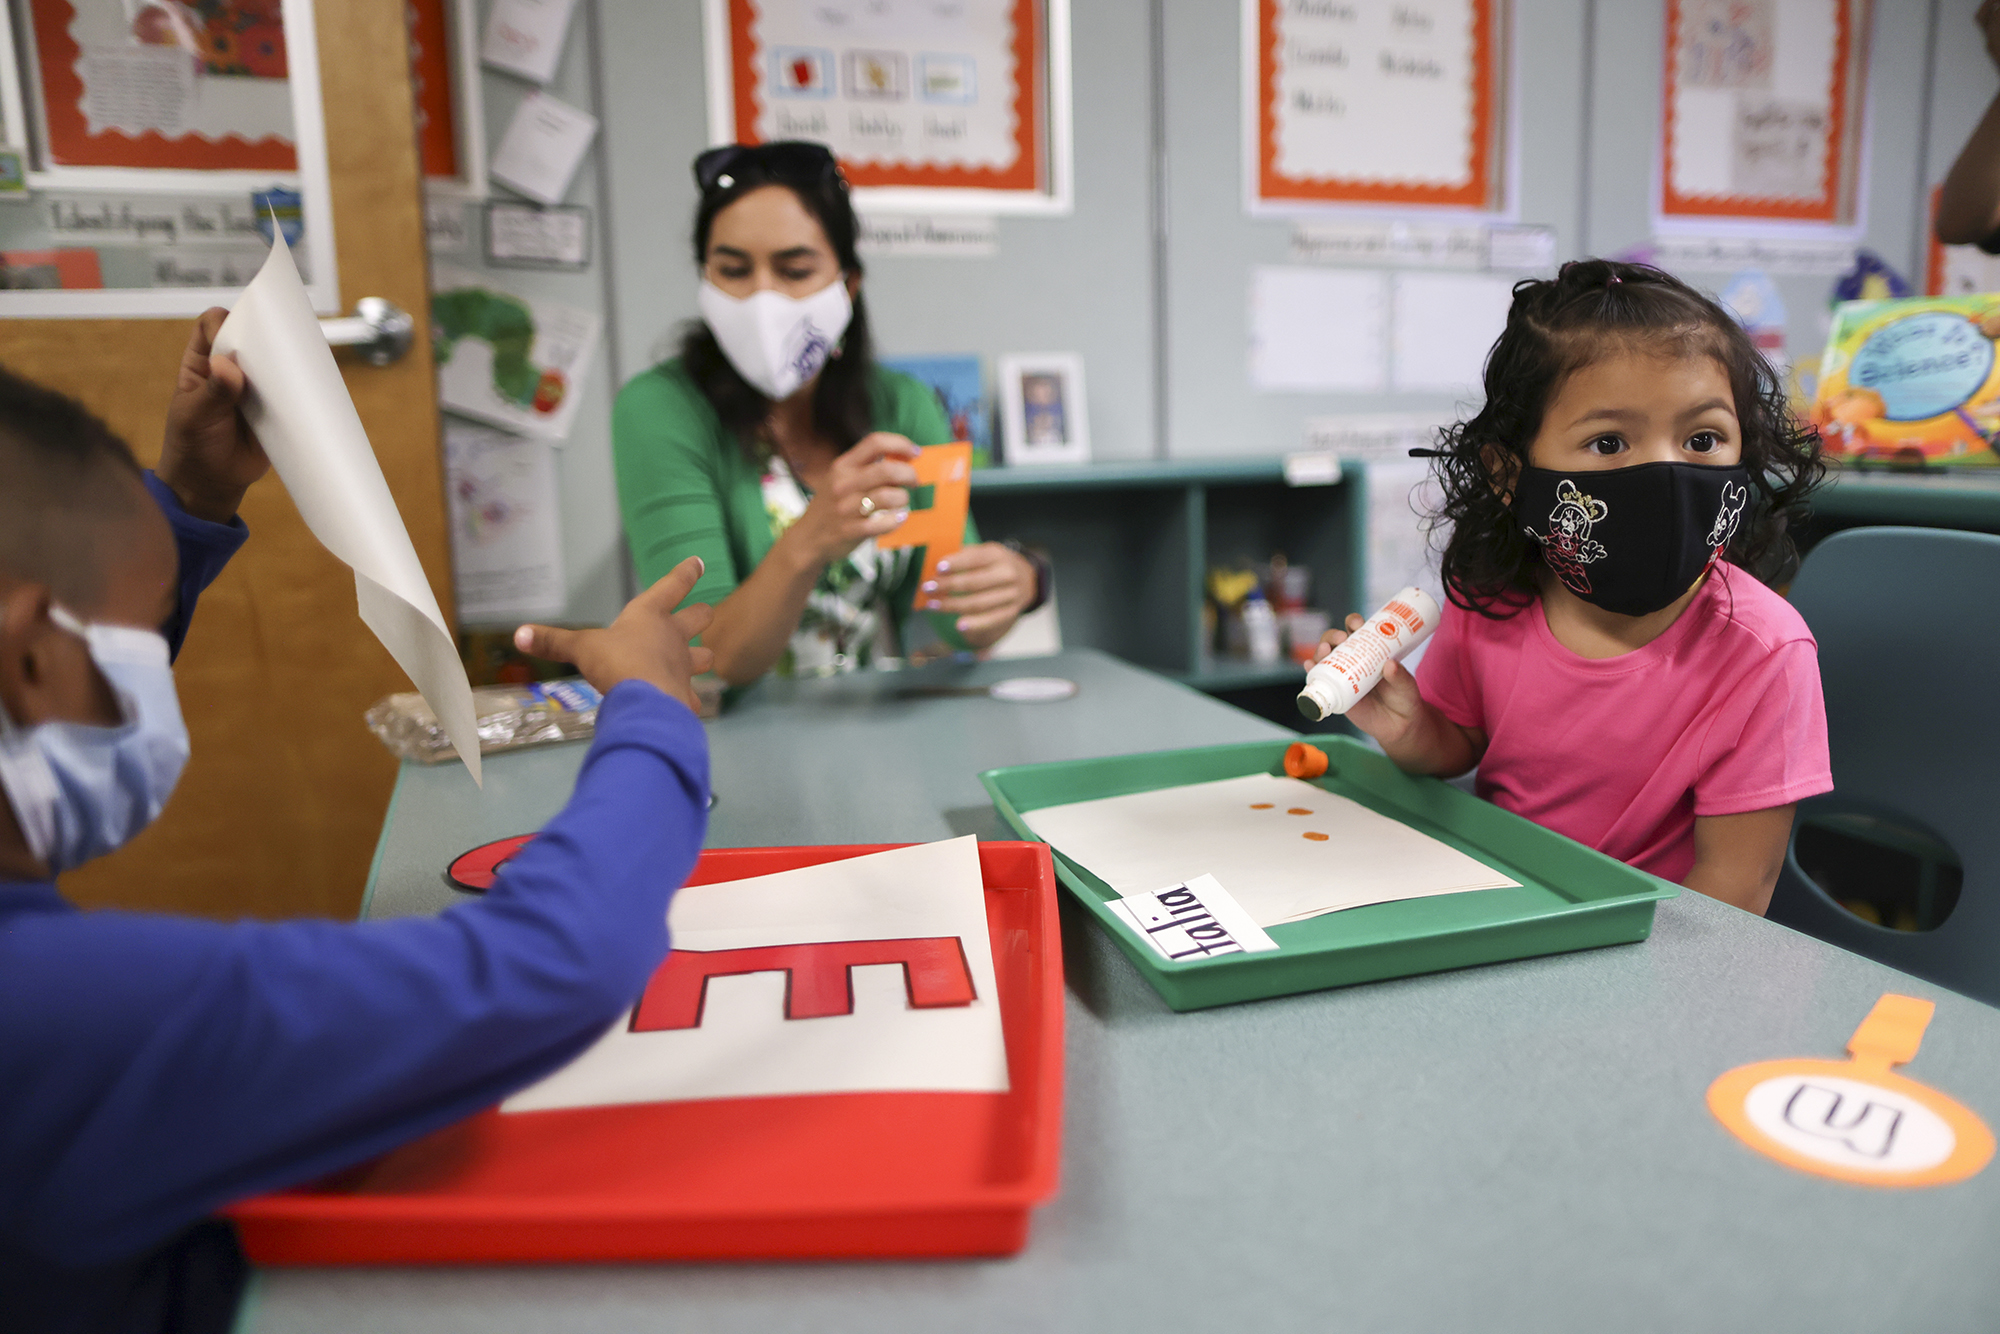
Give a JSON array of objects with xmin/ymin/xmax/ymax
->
[{"xmin": 319, "ymin": 297, "xmax": 415, "ymax": 366}]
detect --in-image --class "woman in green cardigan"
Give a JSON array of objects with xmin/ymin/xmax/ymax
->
[{"xmin": 613, "ymin": 142, "xmax": 1043, "ymax": 684}]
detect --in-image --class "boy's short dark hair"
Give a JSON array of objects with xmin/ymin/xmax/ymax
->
[{"xmin": 0, "ymin": 363, "xmax": 148, "ymax": 608}]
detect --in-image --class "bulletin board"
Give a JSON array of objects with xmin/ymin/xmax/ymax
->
[
  {"xmin": 1246, "ymin": 0, "xmax": 1507, "ymax": 213},
  {"xmin": 1658, "ymin": 0, "xmax": 1870, "ymax": 226},
  {"xmin": 23, "ymin": 0, "xmax": 297, "ymax": 172},
  {"xmin": 701, "ymin": 0, "xmax": 1072, "ymax": 214}
]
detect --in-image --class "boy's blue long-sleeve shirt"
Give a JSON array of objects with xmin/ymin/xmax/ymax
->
[{"xmin": 0, "ymin": 476, "xmax": 711, "ymax": 1268}]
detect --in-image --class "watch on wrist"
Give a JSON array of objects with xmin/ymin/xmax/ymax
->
[{"xmin": 1002, "ymin": 539, "xmax": 1052, "ymax": 615}]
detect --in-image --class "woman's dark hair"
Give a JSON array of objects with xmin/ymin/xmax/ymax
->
[
  {"xmin": 678, "ymin": 142, "xmax": 876, "ymax": 457},
  {"xmin": 1426, "ymin": 257, "xmax": 1825, "ymax": 616}
]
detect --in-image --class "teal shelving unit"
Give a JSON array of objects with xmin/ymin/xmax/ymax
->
[
  {"xmin": 1810, "ymin": 468, "xmax": 2000, "ymax": 533},
  {"xmin": 969, "ymin": 459, "xmax": 1365, "ymax": 693}
]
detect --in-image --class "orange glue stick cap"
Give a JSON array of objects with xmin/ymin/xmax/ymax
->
[{"xmin": 1284, "ymin": 742, "xmax": 1328, "ymax": 780}]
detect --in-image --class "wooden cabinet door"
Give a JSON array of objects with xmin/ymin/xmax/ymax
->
[{"xmin": 0, "ymin": 0, "xmax": 453, "ymax": 922}]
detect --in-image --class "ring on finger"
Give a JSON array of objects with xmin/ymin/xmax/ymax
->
[{"xmin": 859, "ymin": 495, "xmax": 877, "ymax": 518}]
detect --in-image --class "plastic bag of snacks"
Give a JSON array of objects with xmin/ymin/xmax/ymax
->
[{"xmin": 366, "ymin": 679, "xmax": 603, "ymax": 764}]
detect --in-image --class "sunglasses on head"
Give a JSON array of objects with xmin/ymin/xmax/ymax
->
[{"xmin": 693, "ymin": 141, "xmax": 845, "ymax": 194}]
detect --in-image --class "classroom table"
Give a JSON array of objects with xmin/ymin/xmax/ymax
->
[{"xmin": 239, "ymin": 649, "xmax": 2000, "ymax": 1334}]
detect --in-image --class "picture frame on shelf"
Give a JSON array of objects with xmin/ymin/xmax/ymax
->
[{"xmin": 998, "ymin": 352, "xmax": 1088, "ymax": 466}]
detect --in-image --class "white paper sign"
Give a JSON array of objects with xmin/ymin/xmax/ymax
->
[
  {"xmin": 1669, "ymin": 0, "xmax": 1838, "ymax": 204},
  {"xmin": 504, "ymin": 837, "xmax": 1008, "ymax": 1112},
  {"xmin": 1108, "ymin": 874, "xmax": 1279, "ymax": 963},
  {"xmin": 481, "ymin": 0, "xmax": 580, "ymax": 84},
  {"xmin": 432, "ymin": 265, "xmax": 601, "ymax": 442},
  {"xmin": 490, "ymin": 91, "xmax": 598, "ymax": 206},
  {"xmin": 443, "ymin": 421, "xmax": 566, "ymax": 622},
  {"xmin": 1250, "ymin": 266, "xmax": 1388, "ymax": 393},
  {"xmin": 1302, "ymin": 412, "xmax": 1444, "ymax": 462},
  {"xmin": 1271, "ymin": 0, "xmax": 1480, "ymax": 188},
  {"xmin": 1390, "ymin": 271, "xmax": 1514, "ymax": 394},
  {"xmin": 1024, "ymin": 774, "xmax": 1519, "ymax": 928},
  {"xmin": 213, "ymin": 235, "xmax": 482, "ymax": 781},
  {"xmin": 858, "ymin": 214, "xmax": 999, "ymax": 257},
  {"xmin": 485, "ymin": 203, "xmax": 590, "ymax": 267}
]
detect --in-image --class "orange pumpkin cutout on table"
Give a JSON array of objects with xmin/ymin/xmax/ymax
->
[{"xmin": 1707, "ymin": 993, "xmax": 1994, "ymax": 1188}]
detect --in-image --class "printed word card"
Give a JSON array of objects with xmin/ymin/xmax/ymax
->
[
  {"xmin": 1025, "ymin": 773, "xmax": 1519, "ymax": 928},
  {"xmin": 1109, "ymin": 874, "xmax": 1279, "ymax": 963},
  {"xmin": 1251, "ymin": 0, "xmax": 1505, "ymax": 209},
  {"xmin": 1660, "ymin": 0, "xmax": 1867, "ymax": 223},
  {"xmin": 503, "ymin": 837, "xmax": 1008, "ymax": 1112}
]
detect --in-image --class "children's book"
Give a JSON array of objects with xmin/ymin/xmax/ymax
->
[{"xmin": 1813, "ymin": 294, "xmax": 2000, "ymax": 468}]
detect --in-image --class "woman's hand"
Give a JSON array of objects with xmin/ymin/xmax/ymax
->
[
  {"xmin": 514, "ymin": 557, "xmax": 715, "ymax": 712},
  {"xmin": 922, "ymin": 542, "xmax": 1037, "ymax": 645},
  {"xmin": 158, "ymin": 307, "xmax": 268, "ymax": 523},
  {"xmin": 785, "ymin": 433, "xmax": 920, "ymax": 568}
]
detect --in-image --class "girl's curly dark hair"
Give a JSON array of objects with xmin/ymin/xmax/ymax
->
[{"xmin": 1427, "ymin": 258, "xmax": 1825, "ymax": 617}]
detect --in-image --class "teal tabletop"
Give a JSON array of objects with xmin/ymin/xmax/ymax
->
[{"xmin": 240, "ymin": 649, "xmax": 2000, "ymax": 1334}]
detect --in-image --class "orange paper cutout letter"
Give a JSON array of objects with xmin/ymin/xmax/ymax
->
[
  {"xmin": 874, "ymin": 443, "xmax": 972, "ymax": 610},
  {"xmin": 629, "ymin": 938, "xmax": 977, "ymax": 1032}
]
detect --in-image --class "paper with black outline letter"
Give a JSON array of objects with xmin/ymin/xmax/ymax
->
[{"xmin": 214, "ymin": 232, "xmax": 482, "ymax": 781}]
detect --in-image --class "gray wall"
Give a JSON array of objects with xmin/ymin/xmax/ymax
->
[{"xmin": 536, "ymin": 0, "xmax": 1984, "ymax": 618}]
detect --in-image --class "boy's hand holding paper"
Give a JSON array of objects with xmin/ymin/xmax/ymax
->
[{"xmin": 213, "ymin": 233, "xmax": 484, "ymax": 782}]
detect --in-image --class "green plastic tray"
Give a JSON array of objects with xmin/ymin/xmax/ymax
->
[{"xmin": 980, "ymin": 737, "xmax": 1677, "ymax": 1010}]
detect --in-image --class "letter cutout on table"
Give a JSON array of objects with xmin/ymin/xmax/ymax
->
[
  {"xmin": 1707, "ymin": 993, "xmax": 1995, "ymax": 1187},
  {"xmin": 631, "ymin": 939, "xmax": 976, "ymax": 1031},
  {"xmin": 874, "ymin": 442, "xmax": 971, "ymax": 609},
  {"xmin": 500, "ymin": 836, "xmax": 1010, "ymax": 1112}
]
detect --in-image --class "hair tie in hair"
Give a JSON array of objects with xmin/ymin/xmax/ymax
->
[{"xmin": 1607, "ymin": 273, "xmax": 1622, "ymax": 286}]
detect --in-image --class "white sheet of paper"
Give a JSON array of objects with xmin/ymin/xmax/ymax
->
[
  {"xmin": 503, "ymin": 837, "xmax": 1009, "ymax": 1113},
  {"xmin": 443, "ymin": 421, "xmax": 566, "ymax": 622},
  {"xmin": 481, "ymin": 0, "xmax": 580, "ymax": 84},
  {"xmin": 490, "ymin": 91, "xmax": 598, "ymax": 206},
  {"xmin": 213, "ymin": 234, "xmax": 482, "ymax": 781},
  {"xmin": 1390, "ymin": 271, "xmax": 1515, "ymax": 394},
  {"xmin": 1249, "ymin": 266, "xmax": 1387, "ymax": 393},
  {"xmin": 1108, "ymin": 874, "xmax": 1279, "ymax": 963},
  {"xmin": 1024, "ymin": 774, "xmax": 1520, "ymax": 928}
]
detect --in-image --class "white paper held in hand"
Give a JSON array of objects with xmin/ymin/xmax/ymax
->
[{"xmin": 213, "ymin": 232, "xmax": 484, "ymax": 784}]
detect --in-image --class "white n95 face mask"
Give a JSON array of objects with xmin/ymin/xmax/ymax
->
[
  {"xmin": 698, "ymin": 277, "xmax": 853, "ymax": 401},
  {"xmin": 0, "ymin": 605, "xmax": 190, "ymax": 876}
]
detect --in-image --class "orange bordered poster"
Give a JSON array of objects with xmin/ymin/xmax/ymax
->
[
  {"xmin": 26, "ymin": 0, "xmax": 296, "ymax": 171},
  {"xmin": 714, "ymin": 0, "xmax": 1049, "ymax": 199},
  {"xmin": 1659, "ymin": 0, "xmax": 1870, "ymax": 225},
  {"xmin": 1250, "ymin": 0, "xmax": 1505, "ymax": 211}
]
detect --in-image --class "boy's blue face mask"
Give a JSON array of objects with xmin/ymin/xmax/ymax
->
[{"xmin": 0, "ymin": 605, "xmax": 190, "ymax": 876}]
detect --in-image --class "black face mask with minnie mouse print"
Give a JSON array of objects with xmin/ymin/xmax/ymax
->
[{"xmin": 1511, "ymin": 461, "xmax": 1752, "ymax": 617}]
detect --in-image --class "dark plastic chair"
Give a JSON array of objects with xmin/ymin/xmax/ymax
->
[{"xmin": 1765, "ymin": 525, "xmax": 2000, "ymax": 1007}]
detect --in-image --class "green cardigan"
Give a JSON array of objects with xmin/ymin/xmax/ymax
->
[{"xmin": 612, "ymin": 358, "xmax": 974, "ymax": 658}]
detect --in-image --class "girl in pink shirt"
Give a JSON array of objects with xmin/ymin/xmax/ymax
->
[{"xmin": 1318, "ymin": 260, "xmax": 1832, "ymax": 914}]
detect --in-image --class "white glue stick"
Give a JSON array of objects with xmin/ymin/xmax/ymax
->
[{"xmin": 1297, "ymin": 586, "xmax": 1441, "ymax": 721}]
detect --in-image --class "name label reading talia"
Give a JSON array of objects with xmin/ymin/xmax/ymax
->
[{"xmin": 1108, "ymin": 874, "xmax": 1279, "ymax": 963}]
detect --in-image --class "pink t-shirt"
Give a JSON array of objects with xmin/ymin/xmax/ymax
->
[{"xmin": 1413, "ymin": 562, "xmax": 1832, "ymax": 882}]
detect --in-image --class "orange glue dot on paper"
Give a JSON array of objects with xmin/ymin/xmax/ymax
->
[
  {"xmin": 1284, "ymin": 742, "xmax": 1329, "ymax": 780},
  {"xmin": 1250, "ymin": 803, "xmax": 1274, "ymax": 809},
  {"xmin": 1287, "ymin": 808, "xmax": 1312, "ymax": 816},
  {"xmin": 1303, "ymin": 831, "xmax": 1330, "ymax": 842}
]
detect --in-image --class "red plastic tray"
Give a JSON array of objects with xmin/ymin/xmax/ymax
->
[{"xmin": 229, "ymin": 842, "xmax": 1064, "ymax": 1265}]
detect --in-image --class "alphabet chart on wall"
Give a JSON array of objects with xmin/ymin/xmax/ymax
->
[
  {"xmin": 503, "ymin": 836, "xmax": 1009, "ymax": 1113},
  {"xmin": 1246, "ymin": 0, "xmax": 1508, "ymax": 212},
  {"xmin": 703, "ymin": 0, "xmax": 1070, "ymax": 212},
  {"xmin": 1658, "ymin": 0, "xmax": 1870, "ymax": 226}
]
